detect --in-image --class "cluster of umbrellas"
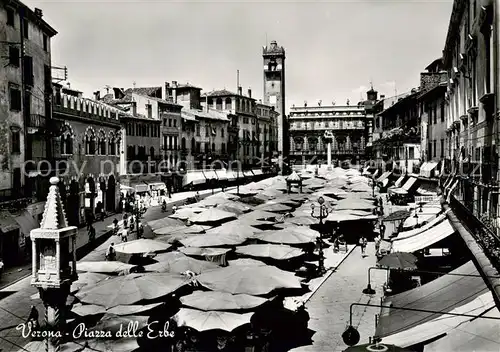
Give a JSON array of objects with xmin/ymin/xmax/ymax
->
[{"xmin": 32, "ymin": 168, "xmax": 387, "ymax": 351}]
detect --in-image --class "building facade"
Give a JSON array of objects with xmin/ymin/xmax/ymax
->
[
  {"xmin": 443, "ymin": 0, "xmax": 499, "ymax": 225},
  {"xmin": 373, "ymin": 90, "xmax": 422, "ymax": 174},
  {"xmin": 256, "ymin": 101, "xmax": 279, "ymax": 164},
  {"xmin": 288, "ymin": 89, "xmax": 378, "ymax": 165},
  {"xmin": 202, "ymin": 88, "xmax": 258, "ymax": 167},
  {"xmin": 418, "ymin": 59, "xmax": 448, "ymax": 167},
  {"xmin": 0, "ymin": 2, "xmax": 56, "ymax": 204},
  {"xmin": 263, "ymin": 40, "xmax": 287, "ymax": 156},
  {"xmin": 51, "ymin": 83, "xmax": 122, "ymax": 227}
]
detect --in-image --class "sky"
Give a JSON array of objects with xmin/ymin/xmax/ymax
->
[{"xmin": 25, "ymin": 0, "xmax": 453, "ymax": 113}]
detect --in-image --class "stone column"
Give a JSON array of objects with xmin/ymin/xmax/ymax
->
[{"xmin": 327, "ymin": 142, "xmax": 332, "ymax": 169}]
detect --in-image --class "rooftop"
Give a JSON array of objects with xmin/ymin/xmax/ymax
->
[
  {"xmin": 202, "ymin": 89, "xmax": 239, "ymax": 98},
  {"xmin": 181, "ymin": 108, "xmax": 231, "ymax": 122}
]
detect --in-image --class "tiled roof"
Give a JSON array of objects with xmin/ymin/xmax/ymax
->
[
  {"xmin": 177, "ymin": 83, "xmax": 202, "ymax": 90},
  {"xmin": 125, "ymin": 87, "xmax": 162, "ymax": 97},
  {"xmin": 131, "ymin": 93, "xmax": 172, "ymax": 105},
  {"xmin": 101, "ymin": 94, "xmax": 133, "ymax": 105},
  {"xmin": 181, "ymin": 108, "xmax": 230, "ymax": 122},
  {"xmin": 202, "ymin": 89, "xmax": 238, "ymax": 98}
]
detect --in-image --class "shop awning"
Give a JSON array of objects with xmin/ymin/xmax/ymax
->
[
  {"xmin": 392, "ymin": 218, "xmax": 455, "ymax": 252},
  {"xmin": 376, "ymin": 261, "xmax": 489, "ymax": 340},
  {"xmin": 377, "ymin": 171, "xmax": 391, "ymax": 183},
  {"xmin": 394, "ymin": 212, "xmax": 448, "ymax": 240},
  {"xmin": 243, "ymin": 170, "xmax": 254, "ymax": 177},
  {"xmin": 183, "ymin": 171, "xmax": 206, "ymax": 186},
  {"xmin": 252, "ymin": 169, "xmax": 263, "ymax": 176},
  {"xmin": 381, "ymin": 178, "xmax": 389, "ymax": 187},
  {"xmin": 417, "ymin": 182, "xmax": 438, "ymax": 195},
  {"xmin": 147, "ymin": 182, "xmax": 166, "ymax": 191},
  {"xmin": 0, "ymin": 211, "xmax": 20, "ymax": 233},
  {"xmin": 215, "ymin": 170, "xmax": 228, "ymax": 181},
  {"xmin": 394, "ymin": 176, "xmax": 405, "ymax": 188},
  {"xmin": 14, "ymin": 210, "xmax": 39, "ymax": 236},
  {"xmin": 402, "ymin": 177, "xmax": 417, "ymax": 191},
  {"xmin": 420, "ymin": 161, "xmax": 439, "ymax": 178},
  {"xmin": 424, "ymin": 306, "xmax": 500, "ymax": 352},
  {"xmin": 203, "ymin": 170, "xmax": 218, "ymax": 181},
  {"xmin": 382, "ymin": 291, "xmax": 494, "ymax": 348},
  {"xmin": 226, "ymin": 170, "xmax": 237, "ymax": 181},
  {"xmin": 131, "ymin": 182, "xmax": 149, "ymax": 193}
]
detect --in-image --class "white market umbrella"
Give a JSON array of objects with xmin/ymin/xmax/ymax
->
[
  {"xmin": 106, "ymin": 302, "xmax": 162, "ymax": 316},
  {"xmin": 189, "ymin": 208, "xmax": 237, "ymax": 224},
  {"xmin": 77, "ymin": 261, "xmax": 138, "ymax": 274},
  {"xmin": 76, "ymin": 273, "xmax": 190, "ymax": 308},
  {"xmin": 145, "ymin": 251, "xmax": 219, "ymax": 274},
  {"xmin": 180, "ymin": 291, "xmax": 268, "ymax": 311},
  {"xmin": 113, "ymin": 239, "xmax": 171, "ymax": 254},
  {"xmin": 255, "ymin": 228, "xmax": 317, "ymax": 245},
  {"xmin": 174, "ymin": 308, "xmax": 252, "ymax": 332},
  {"xmin": 197, "ymin": 265, "xmax": 302, "ymax": 295},
  {"xmin": 235, "ymin": 244, "xmax": 304, "ymax": 260}
]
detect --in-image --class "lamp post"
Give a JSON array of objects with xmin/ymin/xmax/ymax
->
[
  {"xmin": 311, "ymin": 196, "xmax": 331, "ymax": 274},
  {"xmin": 342, "ymin": 302, "xmax": 500, "ymax": 347},
  {"xmin": 30, "ymin": 177, "xmax": 78, "ymax": 352},
  {"xmin": 371, "ymin": 175, "xmax": 376, "ymax": 197}
]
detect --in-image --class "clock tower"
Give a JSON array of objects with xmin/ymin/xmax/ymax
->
[{"xmin": 263, "ymin": 40, "xmax": 287, "ymax": 156}]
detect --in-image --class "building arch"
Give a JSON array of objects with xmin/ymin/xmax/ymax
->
[
  {"xmin": 85, "ymin": 127, "xmax": 96, "ymax": 155},
  {"xmin": 181, "ymin": 137, "xmax": 186, "ymax": 150},
  {"xmin": 61, "ymin": 123, "xmax": 74, "ymax": 155},
  {"xmin": 225, "ymin": 97, "xmax": 232, "ymax": 110},
  {"xmin": 85, "ymin": 176, "xmax": 96, "ymax": 216},
  {"xmin": 108, "ymin": 131, "xmax": 116, "ymax": 155},
  {"xmin": 98, "ymin": 129, "xmax": 106, "ymax": 155},
  {"xmin": 150, "ymin": 146, "xmax": 155, "ymax": 159},
  {"xmin": 67, "ymin": 179, "xmax": 80, "ymax": 226},
  {"xmin": 216, "ymin": 98, "xmax": 223, "ymax": 110}
]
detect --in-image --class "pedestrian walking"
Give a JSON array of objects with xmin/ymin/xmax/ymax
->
[
  {"xmin": 379, "ymin": 223, "xmax": 386, "ymax": 239},
  {"xmin": 88, "ymin": 225, "xmax": 96, "ymax": 243},
  {"xmin": 123, "ymin": 213, "xmax": 128, "ymax": 229},
  {"xmin": 137, "ymin": 222, "xmax": 143, "ymax": 239},
  {"xmin": 106, "ymin": 243, "xmax": 116, "ymax": 261},
  {"xmin": 374, "ymin": 234, "xmax": 381, "ymax": 255},
  {"xmin": 359, "ymin": 236, "xmax": 367, "ymax": 255},
  {"xmin": 172, "ymin": 205, "xmax": 178, "ymax": 214},
  {"xmin": 121, "ymin": 228, "xmax": 128, "ymax": 242},
  {"xmin": 27, "ymin": 305, "xmax": 39, "ymax": 330}
]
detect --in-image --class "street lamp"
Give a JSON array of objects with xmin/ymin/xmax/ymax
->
[
  {"xmin": 371, "ymin": 176, "xmax": 376, "ymax": 197},
  {"xmin": 342, "ymin": 302, "xmax": 500, "ymax": 347},
  {"xmin": 30, "ymin": 177, "xmax": 78, "ymax": 351},
  {"xmin": 311, "ymin": 196, "xmax": 331, "ymax": 274}
]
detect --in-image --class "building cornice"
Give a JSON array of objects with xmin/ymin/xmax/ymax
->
[{"xmin": 443, "ymin": 0, "xmax": 467, "ymax": 67}]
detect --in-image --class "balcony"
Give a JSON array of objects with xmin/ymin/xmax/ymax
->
[{"xmin": 27, "ymin": 114, "xmax": 47, "ymax": 134}]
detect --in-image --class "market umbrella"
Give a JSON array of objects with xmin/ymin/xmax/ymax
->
[
  {"xmin": 197, "ymin": 264, "xmax": 302, "ymax": 295},
  {"xmin": 76, "ymin": 273, "xmax": 190, "ymax": 308},
  {"xmin": 255, "ymin": 228, "xmax": 317, "ymax": 245},
  {"xmin": 273, "ymin": 223, "xmax": 319, "ymax": 237},
  {"xmin": 148, "ymin": 217, "xmax": 185, "ymax": 231},
  {"xmin": 71, "ymin": 272, "xmax": 109, "ymax": 292},
  {"xmin": 334, "ymin": 198, "xmax": 374, "ymax": 211},
  {"xmin": 344, "ymin": 343, "xmax": 414, "ymax": 352},
  {"xmin": 113, "ymin": 239, "xmax": 171, "ymax": 254},
  {"xmin": 228, "ymin": 258, "xmax": 267, "ymax": 267},
  {"xmin": 378, "ymin": 252, "xmax": 418, "ymax": 270},
  {"xmin": 179, "ymin": 247, "xmax": 232, "ymax": 257},
  {"xmin": 93, "ymin": 314, "xmax": 149, "ymax": 335},
  {"xmin": 189, "ymin": 208, "xmax": 237, "ymax": 224},
  {"xmin": 326, "ymin": 210, "xmax": 377, "ymax": 222},
  {"xmin": 180, "ymin": 291, "xmax": 268, "ymax": 311},
  {"xmin": 72, "ymin": 303, "xmax": 107, "ymax": 317},
  {"xmin": 145, "ymin": 251, "xmax": 219, "ymax": 274},
  {"xmin": 205, "ymin": 220, "xmax": 261, "ymax": 238},
  {"xmin": 76, "ymin": 261, "xmax": 138, "ymax": 274},
  {"xmin": 174, "ymin": 308, "xmax": 252, "ymax": 332},
  {"xmin": 180, "ymin": 233, "xmax": 248, "ymax": 247},
  {"xmin": 239, "ymin": 210, "xmax": 279, "ymax": 223},
  {"xmin": 169, "ymin": 207, "xmax": 205, "ymax": 220},
  {"xmin": 155, "ymin": 224, "xmax": 211, "ymax": 236},
  {"xmin": 236, "ymin": 244, "xmax": 304, "ymax": 260},
  {"xmin": 257, "ymin": 203, "xmax": 293, "ymax": 213},
  {"xmin": 199, "ymin": 193, "xmax": 240, "ymax": 206},
  {"xmin": 286, "ymin": 216, "xmax": 317, "ymax": 226},
  {"xmin": 106, "ymin": 302, "xmax": 162, "ymax": 316}
]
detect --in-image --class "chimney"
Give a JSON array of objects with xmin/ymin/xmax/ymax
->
[
  {"xmin": 205, "ymin": 95, "xmax": 209, "ymax": 113},
  {"xmin": 163, "ymin": 82, "xmax": 170, "ymax": 101},
  {"xmin": 238, "ymin": 86, "xmax": 242, "ymax": 95},
  {"xmin": 172, "ymin": 81, "xmax": 177, "ymax": 104},
  {"xmin": 94, "ymin": 91, "xmax": 100, "ymax": 100},
  {"xmin": 248, "ymin": 88, "xmax": 252, "ymax": 98},
  {"xmin": 34, "ymin": 8, "xmax": 43, "ymax": 18},
  {"xmin": 131, "ymin": 102, "xmax": 137, "ymax": 116}
]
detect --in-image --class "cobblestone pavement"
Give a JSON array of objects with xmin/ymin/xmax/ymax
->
[
  {"xmin": 292, "ymin": 243, "xmax": 387, "ymax": 352},
  {"xmin": 0, "ymin": 186, "xmax": 235, "ymax": 352}
]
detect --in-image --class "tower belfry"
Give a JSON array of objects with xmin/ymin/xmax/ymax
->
[{"xmin": 263, "ymin": 40, "xmax": 287, "ymax": 156}]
